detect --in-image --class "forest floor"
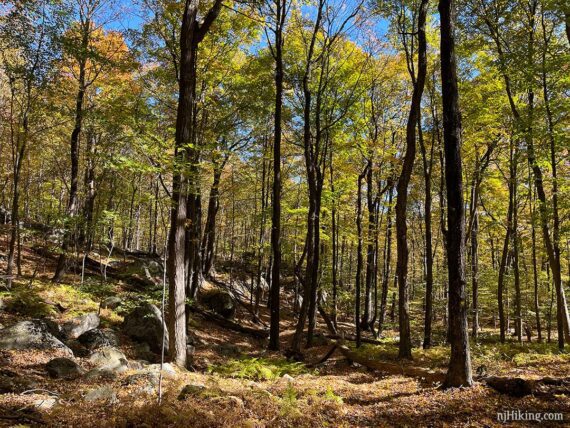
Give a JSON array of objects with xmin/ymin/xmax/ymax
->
[{"xmin": 0, "ymin": 233, "xmax": 569, "ymax": 427}]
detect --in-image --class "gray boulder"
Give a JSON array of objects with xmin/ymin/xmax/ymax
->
[
  {"xmin": 0, "ymin": 320, "xmax": 72, "ymax": 355},
  {"xmin": 86, "ymin": 347, "xmax": 129, "ymax": 378},
  {"xmin": 62, "ymin": 313, "xmax": 100, "ymax": 339},
  {"xmin": 46, "ymin": 357, "xmax": 84, "ymax": 379},
  {"xmin": 122, "ymin": 302, "xmax": 168, "ymax": 353},
  {"xmin": 101, "ymin": 296, "xmax": 122, "ymax": 310},
  {"xmin": 178, "ymin": 382, "xmax": 206, "ymax": 400},
  {"xmin": 198, "ymin": 289, "xmax": 236, "ymax": 319},
  {"xmin": 77, "ymin": 328, "xmax": 119, "ymax": 350}
]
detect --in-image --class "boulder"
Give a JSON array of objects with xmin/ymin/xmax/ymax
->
[
  {"xmin": 178, "ymin": 383, "xmax": 206, "ymax": 400},
  {"xmin": 122, "ymin": 302, "xmax": 168, "ymax": 353},
  {"xmin": 198, "ymin": 289, "xmax": 236, "ymax": 319},
  {"xmin": 62, "ymin": 313, "xmax": 99, "ymax": 339},
  {"xmin": 143, "ymin": 363, "xmax": 178, "ymax": 379},
  {"xmin": 0, "ymin": 320, "xmax": 72, "ymax": 355},
  {"xmin": 77, "ymin": 328, "xmax": 118, "ymax": 350},
  {"xmin": 86, "ymin": 347, "xmax": 129, "ymax": 377},
  {"xmin": 100, "ymin": 296, "xmax": 122, "ymax": 310},
  {"xmin": 46, "ymin": 357, "xmax": 84, "ymax": 379}
]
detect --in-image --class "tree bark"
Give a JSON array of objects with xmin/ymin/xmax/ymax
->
[
  {"xmin": 395, "ymin": 0, "xmax": 428, "ymax": 360},
  {"xmin": 439, "ymin": 0, "xmax": 473, "ymax": 388},
  {"xmin": 268, "ymin": 0, "xmax": 287, "ymax": 351}
]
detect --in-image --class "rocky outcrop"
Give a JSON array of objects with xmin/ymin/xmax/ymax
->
[
  {"xmin": 198, "ymin": 289, "xmax": 236, "ymax": 319},
  {"xmin": 122, "ymin": 302, "xmax": 167, "ymax": 354},
  {"xmin": 61, "ymin": 313, "xmax": 100, "ymax": 339},
  {"xmin": 77, "ymin": 328, "xmax": 119, "ymax": 350},
  {"xmin": 0, "ymin": 320, "xmax": 72, "ymax": 355}
]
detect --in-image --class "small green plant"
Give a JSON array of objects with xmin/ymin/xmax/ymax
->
[
  {"xmin": 208, "ymin": 357, "xmax": 307, "ymax": 381},
  {"xmin": 323, "ymin": 387, "xmax": 343, "ymax": 404},
  {"xmin": 279, "ymin": 383, "xmax": 301, "ymax": 418}
]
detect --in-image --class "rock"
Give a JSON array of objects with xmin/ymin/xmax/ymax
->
[
  {"xmin": 144, "ymin": 363, "xmax": 178, "ymax": 379},
  {"xmin": 46, "ymin": 357, "xmax": 84, "ymax": 379},
  {"xmin": 62, "ymin": 313, "xmax": 99, "ymax": 339},
  {"xmin": 77, "ymin": 328, "xmax": 118, "ymax": 350},
  {"xmin": 33, "ymin": 397, "xmax": 58, "ymax": 410},
  {"xmin": 86, "ymin": 347, "xmax": 129, "ymax": 378},
  {"xmin": 124, "ymin": 371, "xmax": 160, "ymax": 387},
  {"xmin": 198, "ymin": 289, "xmax": 236, "ymax": 319},
  {"xmin": 282, "ymin": 374, "xmax": 295, "ymax": 383},
  {"xmin": 134, "ymin": 342, "xmax": 158, "ymax": 362},
  {"xmin": 122, "ymin": 302, "xmax": 168, "ymax": 354},
  {"xmin": 84, "ymin": 385, "xmax": 117, "ymax": 403},
  {"xmin": 178, "ymin": 383, "xmax": 206, "ymax": 400},
  {"xmin": 100, "ymin": 296, "xmax": 122, "ymax": 310},
  {"xmin": 0, "ymin": 320, "xmax": 72, "ymax": 355}
]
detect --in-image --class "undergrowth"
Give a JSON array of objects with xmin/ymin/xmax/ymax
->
[{"xmin": 208, "ymin": 356, "xmax": 308, "ymax": 381}]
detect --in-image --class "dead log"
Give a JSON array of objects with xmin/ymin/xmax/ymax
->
[
  {"xmin": 186, "ymin": 304, "xmax": 269, "ymax": 339},
  {"xmin": 325, "ymin": 334, "xmax": 384, "ymax": 346},
  {"xmin": 332, "ymin": 340, "xmax": 446, "ymax": 383},
  {"xmin": 483, "ymin": 376, "xmax": 570, "ymax": 397}
]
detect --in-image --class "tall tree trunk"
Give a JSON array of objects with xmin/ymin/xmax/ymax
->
[
  {"xmin": 512, "ymin": 145, "xmax": 522, "ymax": 343},
  {"xmin": 202, "ymin": 160, "xmax": 223, "ymax": 277},
  {"xmin": 167, "ymin": 0, "xmax": 223, "ymax": 367},
  {"xmin": 378, "ymin": 185, "xmax": 393, "ymax": 335},
  {"xmin": 362, "ymin": 157, "xmax": 376, "ymax": 330},
  {"xmin": 395, "ymin": 0, "xmax": 428, "ymax": 360},
  {"xmin": 268, "ymin": 0, "xmax": 286, "ymax": 351},
  {"xmin": 6, "ymin": 91, "xmax": 28, "ymax": 289},
  {"xmin": 530, "ymin": 179, "xmax": 542, "ymax": 342},
  {"xmin": 439, "ymin": 0, "xmax": 473, "ymax": 388},
  {"xmin": 53, "ymin": 18, "xmax": 89, "ymax": 282},
  {"xmin": 419, "ymin": 114, "xmax": 434, "ymax": 349},
  {"xmin": 355, "ymin": 167, "xmax": 367, "ymax": 348}
]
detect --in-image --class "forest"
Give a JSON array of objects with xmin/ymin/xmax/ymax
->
[{"xmin": 0, "ymin": 0, "xmax": 569, "ymax": 426}]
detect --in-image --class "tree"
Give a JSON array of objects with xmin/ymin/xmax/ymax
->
[
  {"xmin": 394, "ymin": 0, "xmax": 428, "ymax": 360},
  {"xmin": 167, "ymin": 0, "xmax": 223, "ymax": 367},
  {"xmin": 439, "ymin": 0, "xmax": 472, "ymax": 388}
]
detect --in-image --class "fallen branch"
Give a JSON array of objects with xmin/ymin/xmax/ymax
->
[
  {"xmin": 307, "ymin": 344, "xmax": 338, "ymax": 368},
  {"xmin": 186, "ymin": 304, "xmax": 269, "ymax": 339}
]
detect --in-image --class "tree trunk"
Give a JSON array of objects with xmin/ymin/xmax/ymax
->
[
  {"xmin": 167, "ymin": 0, "xmax": 223, "ymax": 367},
  {"xmin": 395, "ymin": 0, "xmax": 428, "ymax": 360},
  {"xmin": 268, "ymin": 0, "xmax": 286, "ymax": 351},
  {"xmin": 439, "ymin": 0, "xmax": 473, "ymax": 388},
  {"xmin": 53, "ymin": 18, "xmax": 89, "ymax": 282},
  {"xmin": 377, "ymin": 185, "xmax": 393, "ymax": 335},
  {"xmin": 355, "ymin": 167, "xmax": 367, "ymax": 348}
]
